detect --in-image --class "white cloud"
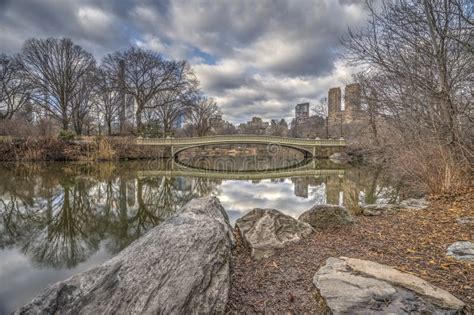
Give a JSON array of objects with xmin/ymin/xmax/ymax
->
[
  {"xmin": 77, "ymin": 6, "xmax": 113, "ymax": 33},
  {"xmin": 0, "ymin": 0, "xmax": 368, "ymax": 123}
]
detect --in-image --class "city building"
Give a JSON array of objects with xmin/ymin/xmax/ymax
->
[
  {"xmin": 173, "ymin": 112, "xmax": 187, "ymax": 129},
  {"xmin": 328, "ymin": 83, "xmax": 363, "ymax": 125},
  {"xmin": 267, "ymin": 119, "xmax": 289, "ymax": 136},
  {"xmin": 289, "ymin": 101, "xmax": 326, "ymax": 138},
  {"xmin": 209, "ymin": 114, "xmax": 224, "ymax": 130},
  {"xmin": 295, "ymin": 102, "xmax": 310, "ymax": 124},
  {"xmin": 238, "ymin": 116, "xmax": 269, "ymax": 134}
]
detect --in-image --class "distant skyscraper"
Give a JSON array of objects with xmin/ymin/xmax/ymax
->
[
  {"xmin": 328, "ymin": 83, "xmax": 362, "ymax": 124},
  {"xmin": 173, "ymin": 112, "xmax": 187, "ymax": 129},
  {"xmin": 295, "ymin": 102, "xmax": 310, "ymax": 123}
]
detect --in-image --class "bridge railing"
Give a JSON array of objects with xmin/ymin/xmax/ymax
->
[{"xmin": 136, "ymin": 135, "xmax": 346, "ymax": 147}]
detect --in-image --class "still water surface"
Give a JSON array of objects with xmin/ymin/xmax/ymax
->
[{"xmin": 0, "ymin": 159, "xmax": 401, "ymax": 312}]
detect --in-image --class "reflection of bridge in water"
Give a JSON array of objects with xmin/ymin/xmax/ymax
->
[
  {"xmin": 136, "ymin": 135, "xmax": 346, "ymax": 158},
  {"xmin": 137, "ymin": 159, "xmax": 345, "ymax": 180}
]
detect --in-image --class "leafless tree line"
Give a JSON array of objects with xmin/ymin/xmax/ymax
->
[
  {"xmin": 342, "ymin": 0, "xmax": 473, "ymax": 192},
  {"xmin": 343, "ymin": 0, "xmax": 473, "ymax": 157},
  {"xmin": 0, "ymin": 38, "xmax": 219, "ymax": 137}
]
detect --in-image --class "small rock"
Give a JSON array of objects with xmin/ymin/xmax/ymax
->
[
  {"xmin": 447, "ymin": 241, "xmax": 474, "ymax": 263},
  {"xmin": 361, "ymin": 203, "xmax": 401, "ymax": 216},
  {"xmin": 236, "ymin": 208, "xmax": 313, "ymax": 259},
  {"xmin": 298, "ymin": 204, "xmax": 353, "ymax": 228},
  {"xmin": 400, "ymin": 198, "xmax": 429, "ymax": 211},
  {"xmin": 457, "ymin": 216, "xmax": 474, "ymax": 225},
  {"xmin": 16, "ymin": 196, "xmax": 234, "ymax": 315},
  {"xmin": 314, "ymin": 257, "xmax": 465, "ymax": 314}
]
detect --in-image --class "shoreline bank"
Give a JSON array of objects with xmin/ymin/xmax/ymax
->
[
  {"xmin": 227, "ymin": 189, "xmax": 474, "ymax": 313},
  {"xmin": 0, "ymin": 137, "xmax": 164, "ymax": 162}
]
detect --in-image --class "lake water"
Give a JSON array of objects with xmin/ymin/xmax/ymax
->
[{"xmin": 0, "ymin": 157, "xmax": 402, "ymax": 313}]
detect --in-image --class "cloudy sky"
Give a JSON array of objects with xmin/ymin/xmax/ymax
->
[{"xmin": 0, "ymin": 0, "xmax": 367, "ymax": 123}]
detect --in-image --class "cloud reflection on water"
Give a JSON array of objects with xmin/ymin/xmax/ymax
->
[
  {"xmin": 216, "ymin": 179, "xmax": 326, "ymax": 223},
  {"xmin": 0, "ymin": 161, "xmax": 401, "ymax": 313}
]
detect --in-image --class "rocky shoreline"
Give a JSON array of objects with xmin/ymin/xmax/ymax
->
[
  {"xmin": 228, "ymin": 190, "xmax": 473, "ymax": 313},
  {"xmin": 16, "ymin": 191, "xmax": 473, "ymax": 314}
]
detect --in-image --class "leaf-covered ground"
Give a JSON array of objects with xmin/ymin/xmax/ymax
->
[{"xmin": 226, "ymin": 189, "xmax": 473, "ymax": 314}]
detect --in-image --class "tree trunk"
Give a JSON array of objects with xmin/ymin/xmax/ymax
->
[
  {"xmin": 62, "ymin": 117, "xmax": 69, "ymax": 131},
  {"xmin": 74, "ymin": 119, "xmax": 83, "ymax": 136},
  {"xmin": 136, "ymin": 106, "xmax": 143, "ymax": 133}
]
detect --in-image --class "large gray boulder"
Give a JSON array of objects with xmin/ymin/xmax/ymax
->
[
  {"xmin": 447, "ymin": 241, "xmax": 474, "ymax": 263},
  {"xmin": 362, "ymin": 203, "xmax": 402, "ymax": 216},
  {"xmin": 16, "ymin": 197, "xmax": 234, "ymax": 315},
  {"xmin": 235, "ymin": 208, "xmax": 313, "ymax": 259},
  {"xmin": 314, "ymin": 257, "xmax": 465, "ymax": 314},
  {"xmin": 299, "ymin": 204, "xmax": 353, "ymax": 228}
]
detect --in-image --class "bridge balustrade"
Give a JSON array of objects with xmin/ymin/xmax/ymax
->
[{"xmin": 136, "ymin": 135, "xmax": 346, "ymax": 147}]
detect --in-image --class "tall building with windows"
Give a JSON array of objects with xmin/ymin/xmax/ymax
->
[
  {"xmin": 328, "ymin": 83, "xmax": 362, "ymax": 124},
  {"xmin": 295, "ymin": 102, "xmax": 310, "ymax": 124}
]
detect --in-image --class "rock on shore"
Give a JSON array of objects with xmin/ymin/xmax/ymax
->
[
  {"xmin": 447, "ymin": 241, "xmax": 474, "ymax": 263},
  {"xmin": 299, "ymin": 204, "xmax": 353, "ymax": 228},
  {"xmin": 314, "ymin": 257, "xmax": 465, "ymax": 314},
  {"xmin": 362, "ymin": 203, "xmax": 402, "ymax": 216},
  {"xmin": 16, "ymin": 197, "xmax": 234, "ymax": 315},
  {"xmin": 236, "ymin": 208, "xmax": 313, "ymax": 259},
  {"xmin": 400, "ymin": 198, "xmax": 429, "ymax": 210}
]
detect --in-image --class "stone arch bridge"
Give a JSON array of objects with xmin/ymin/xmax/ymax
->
[{"xmin": 136, "ymin": 135, "xmax": 346, "ymax": 158}]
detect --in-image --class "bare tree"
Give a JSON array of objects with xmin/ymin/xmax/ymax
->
[
  {"xmin": 149, "ymin": 62, "xmax": 198, "ymax": 135},
  {"xmin": 312, "ymin": 97, "xmax": 329, "ymax": 138},
  {"xmin": 20, "ymin": 38, "xmax": 96, "ymax": 131},
  {"xmin": 71, "ymin": 70, "xmax": 98, "ymax": 135},
  {"xmin": 342, "ymin": 0, "xmax": 473, "ymax": 151},
  {"xmin": 150, "ymin": 91, "xmax": 187, "ymax": 136},
  {"xmin": 102, "ymin": 47, "xmax": 185, "ymax": 132},
  {"xmin": 95, "ymin": 68, "xmax": 122, "ymax": 136},
  {"xmin": 0, "ymin": 54, "xmax": 30, "ymax": 120},
  {"xmin": 186, "ymin": 96, "xmax": 219, "ymax": 137}
]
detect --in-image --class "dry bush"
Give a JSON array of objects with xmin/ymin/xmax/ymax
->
[
  {"xmin": 391, "ymin": 140, "xmax": 470, "ymax": 196},
  {"xmin": 110, "ymin": 136, "xmax": 164, "ymax": 159},
  {"xmin": 0, "ymin": 137, "xmax": 68, "ymax": 161},
  {"xmin": 0, "ymin": 118, "xmax": 35, "ymax": 138},
  {"xmin": 36, "ymin": 118, "xmax": 58, "ymax": 139},
  {"xmin": 95, "ymin": 137, "xmax": 116, "ymax": 161}
]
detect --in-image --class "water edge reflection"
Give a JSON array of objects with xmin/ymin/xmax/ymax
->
[{"xmin": 0, "ymin": 160, "xmax": 402, "ymax": 312}]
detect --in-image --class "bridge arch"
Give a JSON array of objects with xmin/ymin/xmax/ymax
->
[
  {"xmin": 136, "ymin": 135, "xmax": 346, "ymax": 159},
  {"xmin": 172, "ymin": 142, "xmax": 313, "ymax": 159}
]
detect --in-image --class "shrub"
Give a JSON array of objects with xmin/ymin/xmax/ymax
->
[
  {"xmin": 96, "ymin": 137, "xmax": 116, "ymax": 161},
  {"xmin": 58, "ymin": 130, "xmax": 75, "ymax": 141},
  {"xmin": 391, "ymin": 140, "xmax": 470, "ymax": 196}
]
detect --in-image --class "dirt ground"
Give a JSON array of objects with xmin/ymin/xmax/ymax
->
[{"xmin": 226, "ymin": 189, "xmax": 474, "ymax": 314}]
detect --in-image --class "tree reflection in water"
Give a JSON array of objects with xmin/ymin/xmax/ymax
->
[
  {"xmin": 0, "ymin": 163, "xmax": 219, "ymax": 268},
  {"xmin": 22, "ymin": 179, "xmax": 102, "ymax": 268},
  {"xmin": 0, "ymin": 161, "xmax": 402, "ymax": 269}
]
